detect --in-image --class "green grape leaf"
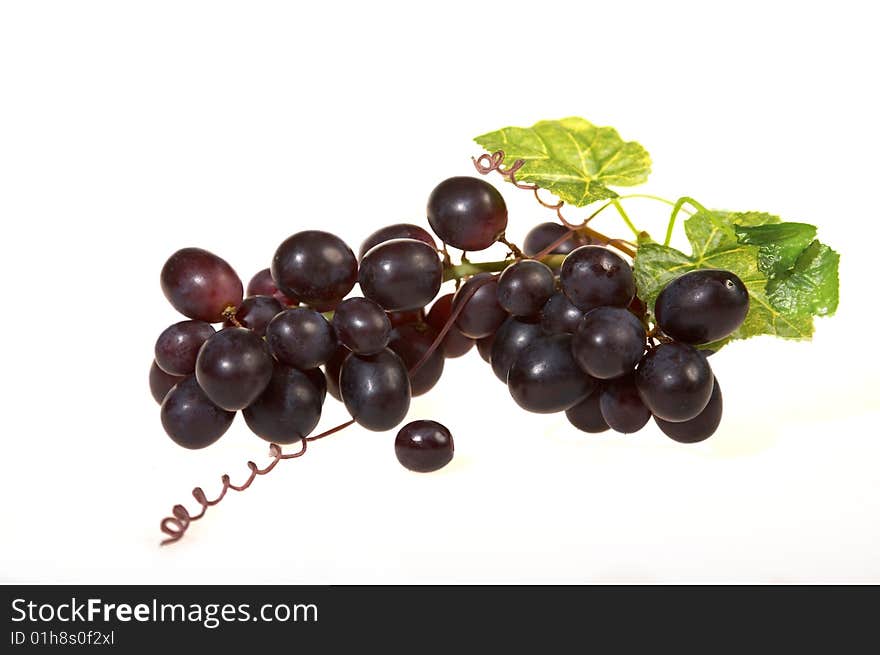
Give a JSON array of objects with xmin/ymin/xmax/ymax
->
[
  {"xmin": 633, "ymin": 205, "xmax": 837, "ymax": 348},
  {"xmin": 715, "ymin": 211, "xmax": 781, "ymax": 228},
  {"xmin": 735, "ymin": 222, "xmax": 817, "ymax": 277},
  {"xmin": 766, "ymin": 240, "xmax": 840, "ymax": 317},
  {"xmin": 473, "ymin": 117, "xmax": 651, "ymax": 206}
]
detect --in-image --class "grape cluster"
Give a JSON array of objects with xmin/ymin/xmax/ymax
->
[
  {"xmin": 486, "ymin": 249, "xmax": 747, "ymax": 442},
  {"xmin": 150, "ymin": 176, "xmax": 749, "ymax": 478}
]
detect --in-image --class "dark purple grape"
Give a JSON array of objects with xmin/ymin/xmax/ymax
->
[
  {"xmin": 560, "ymin": 246, "xmax": 635, "ymax": 312},
  {"xmin": 395, "ymin": 420, "xmax": 454, "ymax": 473},
  {"xmin": 303, "ymin": 367, "xmax": 328, "ymax": 403},
  {"xmin": 340, "ymin": 349, "xmax": 411, "ymax": 431},
  {"xmin": 359, "ymin": 238, "xmax": 443, "ymax": 311},
  {"xmin": 427, "ymin": 177, "xmax": 508, "ymax": 251},
  {"xmin": 523, "ymin": 222, "xmax": 591, "ymax": 257},
  {"xmin": 490, "ymin": 316, "xmax": 544, "ymax": 383},
  {"xmin": 387, "ymin": 323, "xmax": 445, "ymax": 396},
  {"xmin": 243, "ymin": 365, "xmax": 323, "ymax": 444},
  {"xmin": 246, "ymin": 268, "xmax": 297, "ymax": 306},
  {"xmin": 425, "ymin": 293, "xmax": 474, "ymax": 358},
  {"xmin": 324, "ymin": 346, "xmax": 348, "ymax": 401},
  {"xmin": 332, "ymin": 297, "xmax": 392, "ymax": 355},
  {"xmin": 195, "ymin": 328, "xmax": 274, "ymax": 411},
  {"xmin": 452, "ymin": 273, "xmax": 507, "ymax": 339},
  {"xmin": 271, "ymin": 230, "xmax": 357, "ymax": 307},
  {"xmin": 476, "ymin": 333, "xmax": 496, "ymax": 363},
  {"xmin": 655, "ymin": 378, "xmax": 723, "ymax": 443},
  {"xmin": 565, "ymin": 392, "xmax": 610, "ymax": 434},
  {"xmin": 600, "ymin": 376, "xmax": 651, "ymax": 434},
  {"xmin": 572, "ymin": 307, "xmax": 646, "ymax": 379},
  {"xmin": 654, "ymin": 269, "xmax": 749, "ymax": 345},
  {"xmin": 508, "ymin": 335, "xmax": 596, "ymax": 414},
  {"xmin": 154, "ymin": 320, "xmax": 216, "ymax": 376},
  {"xmin": 160, "ymin": 376, "xmax": 235, "ymax": 449},
  {"xmin": 540, "ymin": 292, "xmax": 585, "ymax": 335},
  {"xmin": 359, "ymin": 223, "xmax": 437, "ymax": 260},
  {"xmin": 265, "ymin": 308, "xmax": 337, "ymax": 370},
  {"xmin": 224, "ymin": 295, "xmax": 284, "ymax": 337},
  {"xmin": 149, "ymin": 360, "xmax": 184, "ymax": 405},
  {"xmin": 160, "ymin": 247, "xmax": 244, "ymax": 323},
  {"xmin": 635, "ymin": 343, "xmax": 714, "ymax": 423},
  {"xmin": 496, "ymin": 260, "xmax": 556, "ymax": 317},
  {"xmin": 387, "ymin": 308, "xmax": 426, "ymax": 328}
]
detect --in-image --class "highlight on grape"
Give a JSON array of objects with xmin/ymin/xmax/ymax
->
[{"xmin": 152, "ymin": 116, "xmax": 840, "ymax": 544}]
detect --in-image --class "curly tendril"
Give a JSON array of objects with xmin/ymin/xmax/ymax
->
[{"xmin": 472, "ymin": 150, "xmax": 637, "ymax": 258}]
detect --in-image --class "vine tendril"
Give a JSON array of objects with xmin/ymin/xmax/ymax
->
[{"xmin": 472, "ymin": 150, "xmax": 637, "ymax": 258}]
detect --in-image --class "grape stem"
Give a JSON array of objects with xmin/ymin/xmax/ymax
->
[
  {"xmin": 443, "ymin": 255, "xmax": 563, "ymax": 281},
  {"xmin": 221, "ymin": 306, "xmax": 242, "ymax": 327},
  {"xmin": 611, "ymin": 199, "xmax": 640, "ymax": 238},
  {"xmin": 664, "ymin": 196, "xmax": 708, "ymax": 246},
  {"xmin": 498, "ymin": 234, "xmax": 525, "ymax": 258}
]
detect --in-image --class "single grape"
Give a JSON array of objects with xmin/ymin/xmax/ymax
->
[
  {"xmin": 160, "ymin": 247, "xmax": 243, "ymax": 323},
  {"xmin": 246, "ymin": 268, "xmax": 297, "ymax": 306},
  {"xmin": 540, "ymin": 292, "xmax": 584, "ymax": 335},
  {"xmin": 452, "ymin": 273, "xmax": 507, "ymax": 339},
  {"xmin": 265, "ymin": 308, "xmax": 337, "ymax": 370},
  {"xmin": 426, "ymin": 176, "xmax": 508, "ymax": 251},
  {"xmin": 359, "ymin": 238, "xmax": 443, "ymax": 311},
  {"xmin": 496, "ymin": 259, "xmax": 556, "ymax": 317},
  {"xmin": 599, "ymin": 376, "xmax": 651, "ymax": 434},
  {"xmin": 224, "ymin": 295, "xmax": 284, "ymax": 337},
  {"xmin": 332, "ymin": 297, "xmax": 392, "ymax": 355},
  {"xmin": 635, "ymin": 343, "xmax": 714, "ymax": 422},
  {"xmin": 303, "ymin": 367, "xmax": 328, "ymax": 403},
  {"xmin": 387, "ymin": 323, "xmax": 445, "ymax": 396},
  {"xmin": 508, "ymin": 335, "xmax": 596, "ymax": 414},
  {"xmin": 154, "ymin": 320, "xmax": 216, "ymax": 376},
  {"xmin": 523, "ymin": 222, "xmax": 590, "ymax": 257},
  {"xmin": 271, "ymin": 230, "xmax": 357, "ymax": 307},
  {"xmin": 490, "ymin": 316, "xmax": 544, "ymax": 383},
  {"xmin": 476, "ymin": 332, "xmax": 496, "ymax": 363},
  {"xmin": 243, "ymin": 365, "xmax": 323, "ymax": 444},
  {"xmin": 359, "ymin": 223, "xmax": 437, "ymax": 260},
  {"xmin": 395, "ymin": 420, "xmax": 454, "ymax": 473},
  {"xmin": 565, "ymin": 392, "xmax": 610, "ymax": 434},
  {"xmin": 571, "ymin": 307, "xmax": 646, "ymax": 379},
  {"xmin": 560, "ymin": 246, "xmax": 635, "ymax": 312},
  {"xmin": 160, "ymin": 376, "xmax": 235, "ymax": 449},
  {"xmin": 655, "ymin": 378, "xmax": 723, "ymax": 443},
  {"xmin": 425, "ymin": 293, "xmax": 474, "ymax": 358},
  {"xmin": 149, "ymin": 360, "xmax": 185, "ymax": 405},
  {"xmin": 340, "ymin": 349, "xmax": 411, "ymax": 431},
  {"xmin": 195, "ymin": 328, "xmax": 274, "ymax": 411},
  {"xmin": 387, "ymin": 308, "xmax": 426, "ymax": 328},
  {"xmin": 324, "ymin": 346, "xmax": 349, "ymax": 401},
  {"xmin": 654, "ymin": 269, "xmax": 749, "ymax": 345}
]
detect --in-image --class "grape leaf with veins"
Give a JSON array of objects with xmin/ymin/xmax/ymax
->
[{"xmin": 474, "ymin": 117, "xmax": 652, "ymax": 206}]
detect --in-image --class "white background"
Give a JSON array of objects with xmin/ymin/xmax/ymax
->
[{"xmin": 1, "ymin": 1, "xmax": 878, "ymax": 583}]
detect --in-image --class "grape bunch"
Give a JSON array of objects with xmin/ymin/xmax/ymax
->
[
  {"xmin": 483, "ymin": 242, "xmax": 745, "ymax": 442},
  {"xmin": 150, "ymin": 175, "xmax": 748, "ymax": 485}
]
